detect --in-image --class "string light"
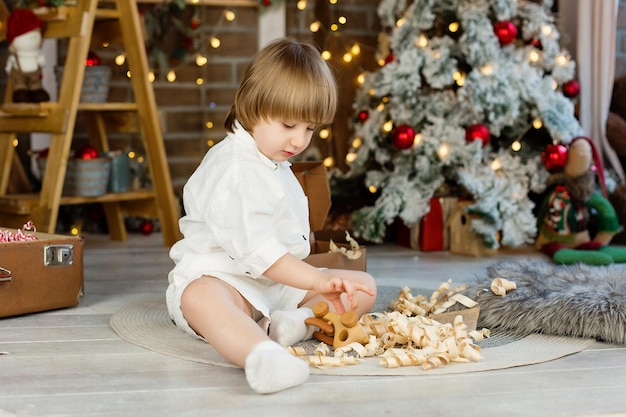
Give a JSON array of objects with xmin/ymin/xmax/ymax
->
[
  {"xmin": 297, "ymin": 0, "xmax": 307, "ymax": 10},
  {"xmin": 511, "ymin": 140, "xmax": 522, "ymax": 152},
  {"xmin": 224, "ymin": 9, "xmax": 236, "ymax": 21},
  {"xmin": 555, "ymin": 54, "xmax": 568, "ymax": 66},
  {"xmin": 338, "ymin": 16, "xmax": 347, "ymax": 25},
  {"xmin": 206, "ymin": 121, "xmax": 214, "ymax": 129},
  {"xmin": 196, "ymin": 78, "xmax": 204, "ymax": 85},
  {"xmin": 352, "ymin": 137, "xmax": 362, "ymax": 148},
  {"xmin": 310, "ymin": 20, "xmax": 321, "ymax": 32},
  {"xmin": 448, "ymin": 21, "xmax": 460, "ymax": 32},
  {"xmin": 416, "ymin": 34, "xmax": 428, "ymax": 48},
  {"xmin": 166, "ymin": 70, "xmax": 176, "ymax": 82},
  {"xmin": 532, "ymin": 117, "xmax": 543, "ymax": 129},
  {"xmin": 115, "ymin": 54, "xmax": 126, "ymax": 66},
  {"xmin": 357, "ymin": 73, "xmax": 366, "ymax": 85},
  {"xmin": 528, "ymin": 50, "xmax": 540, "ymax": 63},
  {"xmin": 343, "ymin": 52, "xmax": 353, "ymax": 62},
  {"xmin": 437, "ymin": 144, "xmax": 450, "ymax": 160},
  {"xmin": 148, "ymin": 71, "xmax": 155, "ymax": 83},
  {"xmin": 383, "ymin": 120, "xmax": 393, "ymax": 132},
  {"xmin": 210, "ymin": 37, "xmax": 221, "ymax": 49},
  {"xmin": 490, "ymin": 158, "xmax": 502, "ymax": 171},
  {"xmin": 321, "ymin": 50, "xmax": 332, "ymax": 60},
  {"xmin": 351, "ymin": 44, "xmax": 361, "ymax": 56},
  {"xmin": 319, "ymin": 128, "xmax": 331, "ymax": 139},
  {"xmin": 346, "ymin": 152, "xmax": 358, "ymax": 163},
  {"xmin": 195, "ymin": 54, "xmax": 208, "ymax": 66},
  {"xmin": 480, "ymin": 64, "xmax": 494, "ymax": 75},
  {"xmin": 368, "ymin": 185, "xmax": 377, "ymax": 193},
  {"xmin": 323, "ymin": 156, "xmax": 334, "ymax": 167}
]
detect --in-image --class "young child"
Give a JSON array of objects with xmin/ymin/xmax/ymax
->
[{"xmin": 166, "ymin": 38, "xmax": 377, "ymax": 395}]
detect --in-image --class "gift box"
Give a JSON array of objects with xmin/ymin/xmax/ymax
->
[
  {"xmin": 446, "ymin": 201, "xmax": 497, "ymax": 257},
  {"xmin": 0, "ymin": 229, "xmax": 84, "ymax": 317},
  {"xmin": 398, "ymin": 197, "xmax": 460, "ymax": 251},
  {"xmin": 291, "ymin": 162, "xmax": 367, "ymax": 271}
]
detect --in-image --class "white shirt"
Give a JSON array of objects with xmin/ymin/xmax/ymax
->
[{"xmin": 167, "ymin": 122, "xmax": 311, "ymax": 316}]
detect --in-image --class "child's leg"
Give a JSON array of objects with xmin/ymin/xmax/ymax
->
[
  {"xmin": 180, "ymin": 277, "xmax": 309, "ymax": 394},
  {"xmin": 299, "ymin": 269, "xmax": 377, "ymax": 316}
]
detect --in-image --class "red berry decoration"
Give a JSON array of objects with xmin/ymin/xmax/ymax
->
[
  {"xmin": 357, "ymin": 110, "xmax": 369, "ymax": 123},
  {"xmin": 141, "ymin": 219, "xmax": 155, "ymax": 235},
  {"xmin": 384, "ymin": 52, "xmax": 395, "ymax": 65},
  {"xmin": 494, "ymin": 21, "xmax": 518, "ymax": 46},
  {"xmin": 391, "ymin": 125, "xmax": 416, "ymax": 149},
  {"xmin": 85, "ymin": 51, "xmax": 100, "ymax": 66},
  {"xmin": 562, "ymin": 80, "xmax": 580, "ymax": 98},
  {"xmin": 541, "ymin": 143, "xmax": 568, "ymax": 171},
  {"xmin": 465, "ymin": 124, "xmax": 491, "ymax": 147},
  {"xmin": 74, "ymin": 145, "xmax": 99, "ymax": 160}
]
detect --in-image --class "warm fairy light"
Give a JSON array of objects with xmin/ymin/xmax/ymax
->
[
  {"xmin": 190, "ymin": 0, "xmax": 199, "ymax": 3},
  {"xmin": 166, "ymin": 70, "xmax": 176, "ymax": 82},
  {"xmin": 330, "ymin": 23, "xmax": 339, "ymax": 31},
  {"xmin": 452, "ymin": 70, "xmax": 462, "ymax": 81},
  {"xmin": 296, "ymin": 0, "xmax": 307, "ymax": 10},
  {"xmin": 448, "ymin": 21, "xmax": 460, "ymax": 32},
  {"xmin": 126, "ymin": 70, "xmax": 131, "ymax": 78},
  {"xmin": 352, "ymin": 137, "xmax": 362, "ymax": 148},
  {"xmin": 115, "ymin": 54, "xmax": 126, "ymax": 66},
  {"xmin": 511, "ymin": 140, "xmax": 522, "ymax": 152},
  {"xmin": 343, "ymin": 53, "xmax": 353, "ymax": 62},
  {"xmin": 196, "ymin": 78, "xmax": 204, "ymax": 85},
  {"xmin": 310, "ymin": 20, "xmax": 321, "ymax": 32},
  {"xmin": 368, "ymin": 185, "xmax": 377, "ymax": 193},
  {"xmin": 319, "ymin": 128, "xmax": 330, "ymax": 139},
  {"xmin": 433, "ymin": 51, "xmax": 441, "ymax": 59},
  {"xmin": 377, "ymin": 58, "xmax": 386, "ymax": 66},
  {"xmin": 70, "ymin": 226, "xmax": 80, "ymax": 236},
  {"xmin": 368, "ymin": 88, "xmax": 375, "ymax": 96},
  {"xmin": 148, "ymin": 71, "xmax": 155, "ymax": 82},
  {"xmin": 321, "ymin": 50, "xmax": 331, "ymax": 60},
  {"xmin": 383, "ymin": 120, "xmax": 393, "ymax": 132},
  {"xmin": 224, "ymin": 10, "xmax": 236, "ymax": 21},
  {"xmin": 532, "ymin": 117, "xmax": 543, "ymax": 129},
  {"xmin": 323, "ymin": 156, "xmax": 334, "ymax": 167},
  {"xmin": 555, "ymin": 54, "xmax": 568, "ymax": 66},
  {"xmin": 351, "ymin": 44, "xmax": 361, "ymax": 55},
  {"xmin": 346, "ymin": 152, "xmax": 358, "ymax": 163},
  {"xmin": 357, "ymin": 73, "xmax": 365, "ymax": 84},
  {"xmin": 196, "ymin": 54, "xmax": 208, "ymax": 66},
  {"xmin": 329, "ymin": 0, "xmax": 337, "ymax": 4},
  {"xmin": 128, "ymin": 151, "xmax": 136, "ymax": 159},
  {"xmin": 102, "ymin": 42, "xmax": 109, "ymax": 48},
  {"xmin": 210, "ymin": 37, "xmax": 221, "ymax": 48},
  {"xmin": 396, "ymin": 17, "xmax": 406, "ymax": 27},
  {"xmin": 338, "ymin": 16, "xmax": 347, "ymax": 25},
  {"xmin": 437, "ymin": 144, "xmax": 449, "ymax": 160},
  {"xmin": 382, "ymin": 97, "xmax": 389, "ymax": 103},
  {"xmin": 376, "ymin": 103, "xmax": 385, "ymax": 112},
  {"xmin": 206, "ymin": 121, "xmax": 214, "ymax": 128},
  {"xmin": 207, "ymin": 139, "xmax": 215, "ymax": 147},
  {"xmin": 413, "ymin": 133, "xmax": 423, "ymax": 147},
  {"xmin": 480, "ymin": 64, "xmax": 494, "ymax": 75},
  {"xmin": 137, "ymin": 155, "xmax": 145, "ymax": 164},
  {"xmin": 12, "ymin": 137, "xmax": 18, "ymax": 147},
  {"xmin": 542, "ymin": 25, "xmax": 553, "ymax": 36},
  {"xmin": 551, "ymin": 78, "xmax": 558, "ymax": 90},
  {"xmin": 529, "ymin": 50, "xmax": 540, "ymax": 63},
  {"xmin": 416, "ymin": 34, "xmax": 428, "ymax": 48},
  {"xmin": 490, "ymin": 158, "xmax": 502, "ymax": 171}
]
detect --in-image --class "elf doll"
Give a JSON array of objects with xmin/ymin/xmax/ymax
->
[
  {"xmin": 535, "ymin": 136, "xmax": 626, "ymax": 265},
  {"xmin": 5, "ymin": 8, "xmax": 50, "ymax": 103}
]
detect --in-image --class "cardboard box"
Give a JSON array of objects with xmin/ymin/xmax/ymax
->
[
  {"xmin": 291, "ymin": 162, "xmax": 366, "ymax": 271},
  {"xmin": 0, "ymin": 230, "xmax": 84, "ymax": 317}
]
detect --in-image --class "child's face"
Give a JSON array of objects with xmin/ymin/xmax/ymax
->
[{"xmin": 251, "ymin": 118, "xmax": 317, "ymax": 162}]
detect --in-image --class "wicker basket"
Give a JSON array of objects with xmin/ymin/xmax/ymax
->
[
  {"xmin": 56, "ymin": 65, "xmax": 111, "ymax": 103},
  {"xmin": 39, "ymin": 157, "xmax": 111, "ymax": 197}
]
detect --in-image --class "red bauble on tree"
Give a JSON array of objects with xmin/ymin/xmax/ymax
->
[
  {"xmin": 85, "ymin": 51, "xmax": 100, "ymax": 66},
  {"xmin": 493, "ymin": 21, "xmax": 518, "ymax": 45},
  {"xmin": 541, "ymin": 143, "xmax": 568, "ymax": 171},
  {"xmin": 141, "ymin": 219, "xmax": 155, "ymax": 235},
  {"xmin": 357, "ymin": 110, "xmax": 369, "ymax": 123},
  {"xmin": 384, "ymin": 52, "xmax": 395, "ymax": 65},
  {"xmin": 391, "ymin": 124, "xmax": 416, "ymax": 149},
  {"xmin": 74, "ymin": 145, "xmax": 99, "ymax": 160},
  {"xmin": 465, "ymin": 124, "xmax": 491, "ymax": 147},
  {"xmin": 562, "ymin": 80, "xmax": 580, "ymax": 98}
]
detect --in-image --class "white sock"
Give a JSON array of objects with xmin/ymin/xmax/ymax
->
[
  {"xmin": 244, "ymin": 340, "xmax": 310, "ymax": 394},
  {"xmin": 268, "ymin": 307, "xmax": 315, "ymax": 347}
]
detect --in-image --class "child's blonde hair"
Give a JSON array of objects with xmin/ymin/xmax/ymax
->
[{"xmin": 225, "ymin": 38, "xmax": 338, "ymax": 132}]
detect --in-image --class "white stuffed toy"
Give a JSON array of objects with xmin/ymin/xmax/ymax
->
[{"xmin": 5, "ymin": 8, "xmax": 50, "ymax": 103}]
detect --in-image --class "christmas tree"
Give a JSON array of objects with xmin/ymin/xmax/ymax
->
[{"xmin": 339, "ymin": 0, "xmax": 583, "ymax": 249}]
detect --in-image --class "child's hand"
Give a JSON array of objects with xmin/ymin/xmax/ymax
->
[{"xmin": 313, "ymin": 274, "xmax": 375, "ymax": 314}]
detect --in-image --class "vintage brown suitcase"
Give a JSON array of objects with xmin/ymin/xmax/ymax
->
[{"xmin": 0, "ymin": 230, "xmax": 84, "ymax": 317}]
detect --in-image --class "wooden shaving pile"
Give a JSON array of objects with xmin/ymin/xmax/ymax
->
[{"xmin": 289, "ymin": 281, "xmax": 492, "ymax": 370}]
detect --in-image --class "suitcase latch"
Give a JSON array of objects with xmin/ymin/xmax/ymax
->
[
  {"xmin": 0, "ymin": 267, "xmax": 10, "ymax": 282},
  {"xmin": 44, "ymin": 244, "xmax": 74, "ymax": 266}
]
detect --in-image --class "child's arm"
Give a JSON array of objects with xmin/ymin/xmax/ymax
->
[{"xmin": 263, "ymin": 253, "xmax": 375, "ymax": 314}]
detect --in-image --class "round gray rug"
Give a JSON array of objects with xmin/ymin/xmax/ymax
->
[{"xmin": 110, "ymin": 296, "xmax": 595, "ymax": 376}]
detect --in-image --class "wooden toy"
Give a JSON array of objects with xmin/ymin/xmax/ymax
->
[{"xmin": 304, "ymin": 301, "xmax": 369, "ymax": 349}]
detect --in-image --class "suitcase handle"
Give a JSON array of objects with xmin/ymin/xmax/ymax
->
[{"xmin": 0, "ymin": 267, "xmax": 11, "ymax": 282}]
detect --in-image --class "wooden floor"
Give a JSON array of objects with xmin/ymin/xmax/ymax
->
[{"xmin": 2, "ymin": 233, "xmax": 626, "ymax": 417}]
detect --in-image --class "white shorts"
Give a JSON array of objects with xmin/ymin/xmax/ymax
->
[{"xmin": 166, "ymin": 271, "xmax": 309, "ymax": 339}]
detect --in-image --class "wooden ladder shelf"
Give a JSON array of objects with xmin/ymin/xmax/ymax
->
[{"xmin": 0, "ymin": 0, "xmax": 181, "ymax": 246}]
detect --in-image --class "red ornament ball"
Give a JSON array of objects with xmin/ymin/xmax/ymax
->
[
  {"xmin": 562, "ymin": 80, "xmax": 580, "ymax": 98},
  {"xmin": 391, "ymin": 125, "xmax": 416, "ymax": 149},
  {"xmin": 74, "ymin": 144, "xmax": 99, "ymax": 160},
  {"xmin": 357, "ymin": 110, "xmax": 369, "ymax": 123},
  {"xmin": 465, "ymin": 124, "xmax": 491, "ymax": 147},
  {"xmin": 190, "ymin": 19, "xmax": 200, "ymax": 29},
  {"xmin": 541, "ymin": 143, "xmax": 568, "ymax": 171},
  {"xmin": 141, "ymin": 219, "xmax": 155, "ymax": 235},
  {"xmin": 384, "ymin": 52, "xmax": 395, "ymax": 65},
  {"xmin": 493, "ymin": 21, "xmax": 518, "ymax": 45},
  {"xmin": 85, "ymin": 51, "xmax": 100, "ymax": 66}
]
